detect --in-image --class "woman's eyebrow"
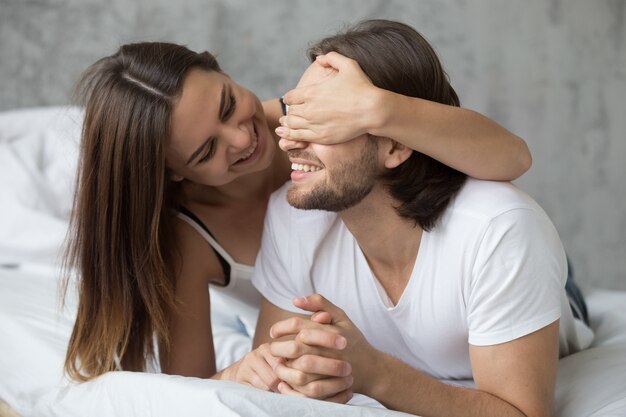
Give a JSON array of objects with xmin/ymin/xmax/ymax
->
[{"xmin": 218, "ymin": 83, "xmax": 227, "ymax": 118}]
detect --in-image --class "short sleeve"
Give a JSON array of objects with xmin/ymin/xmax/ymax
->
[
  {"xmin": 251, "ymin": 190, "xmax": 313, "ymax": 314},
  {"xmin": 467, "ymin": 207, "xmax": 567, "ymax": 346}
]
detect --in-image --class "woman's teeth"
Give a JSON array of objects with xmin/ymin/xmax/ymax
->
[
  {"xmin": 291, "ymin": 163, "xmax": 322, "ymax": 172},
  {"xmin": 237, "ymin": 138, "xmax": 258, "ymax": 162}
]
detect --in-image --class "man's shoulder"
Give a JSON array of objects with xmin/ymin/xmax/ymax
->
[{"xmin": 449, "ymin": 179, "xmax": 544, "ymax": 221}]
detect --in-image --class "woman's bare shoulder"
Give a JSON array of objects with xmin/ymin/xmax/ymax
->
[{"xmin": 172, "ymin": 216, "xmax": 225, "ymax": 286}]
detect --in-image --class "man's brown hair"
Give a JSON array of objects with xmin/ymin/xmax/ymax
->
[{"xmin": 308, "ymin": 19, "xmax": 467, "ymax": 230}]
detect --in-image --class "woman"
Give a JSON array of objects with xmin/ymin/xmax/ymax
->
[{"xmin": 63, "ymin": 40, "xmax": 531, "ymax": 391}]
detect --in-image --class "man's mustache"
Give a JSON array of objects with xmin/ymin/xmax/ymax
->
[{"xmin": 288, "ymin": 150, "xmax": 323, "ymax": 166}]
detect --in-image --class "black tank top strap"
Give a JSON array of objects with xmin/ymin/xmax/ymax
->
[{"xmin": 178, "ymin": 206, "xmax": 231, "ymax": 286}]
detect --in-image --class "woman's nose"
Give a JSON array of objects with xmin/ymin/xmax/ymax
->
[{"xmin": 226, "ymin": 124, "xmax": 252, "ymax": 150}]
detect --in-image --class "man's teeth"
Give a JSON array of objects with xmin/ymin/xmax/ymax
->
[{"xmin": 291, "ymin": 163, "xmax": 322, "ymax": 172}]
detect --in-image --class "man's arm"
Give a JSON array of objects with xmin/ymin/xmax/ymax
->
[
  {"xmin": 253, "ymin": 298, "xmax": 310, "ymax": 348},
  {"xmin": 270, "ymin": 295, "xmax": 559, "ymax": 417},
  {"xmin": 367, "ymin": 322, "xmax": 559, "ymax": 417}
]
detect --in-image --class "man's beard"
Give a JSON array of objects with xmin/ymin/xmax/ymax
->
[{"xmin": 287, "ymin": 139, "xmax": 379, "ymax": 212}]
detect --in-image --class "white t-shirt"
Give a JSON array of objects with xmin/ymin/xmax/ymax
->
[{"xmin": 252, "ymin": 179, "xmax": 583, "ymax": 380}]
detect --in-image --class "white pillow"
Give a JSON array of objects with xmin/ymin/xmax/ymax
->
[{"xmin": 0, "ymin": 106, "xmax": 82, "ymax": 265}]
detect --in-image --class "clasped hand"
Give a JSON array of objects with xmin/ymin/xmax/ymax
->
[{"xmin": 268, "ymin": 294, "xmax": 375, "ymax": 403}]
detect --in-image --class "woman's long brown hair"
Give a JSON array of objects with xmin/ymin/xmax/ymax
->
[{"xmin": 63, "ymin": 43, "xmax": 220, "ymax": 381}]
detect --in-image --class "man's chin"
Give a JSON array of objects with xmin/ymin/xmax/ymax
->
[{"xmin": 286, "ymin": 188, "xmax": 313, "ymax": 210}]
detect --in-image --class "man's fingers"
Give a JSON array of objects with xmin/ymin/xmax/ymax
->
[
  {"xmin": 274, "ymin": 362, "xmax": 322, "ymax": 387},
  {"xmin": 277, "ymin": 361, "xmax": 354, "ymax": 400},
  {"xmin": 292, "ymin": 294, "xmax": 344, "ymax": 317},
  {"xmin": 311, "ymin": 311, "xmax": 332, "ymax": 324},
  {"xmin": 277, "ymin": 381, "xmax": 306, "ymax": 397},
  {"xmin": 270, "ymin": 339, "xmax": 320, "ymax": 359},
  {"xmin": 323, "ymin": 388, "xmax": 354, "ymax": 404},
  {"xmin": 293, "ymin": 375, "xmax": 354, "ymax": 400},
  {"xmin": 296, "ymin": 328, "xmax": 347, "ymax": 350},
  {"xmin": 270, "ymin": 315, "xmax": 324, "ymax": 339},
  {"xmin": 289, "ymin": 354, "xmax": 352, "ymax": 377}
]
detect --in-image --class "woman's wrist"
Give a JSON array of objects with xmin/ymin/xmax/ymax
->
[
  {"xmin": 366, "ymin": 87, "xmax": 397, "ymax": 137},
  {"xmin": 213, "ymin": 360, "xmax": 239, "ymax": 381}
]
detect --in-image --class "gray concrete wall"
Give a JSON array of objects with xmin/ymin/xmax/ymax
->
[{"xmin": 1, "ymin": 0, "xmax": 625, "ymax": 291}]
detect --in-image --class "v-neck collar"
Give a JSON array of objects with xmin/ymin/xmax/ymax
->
[{"xmin": 353, "ymin": 228, "xmax": 428, "ymax": 312}]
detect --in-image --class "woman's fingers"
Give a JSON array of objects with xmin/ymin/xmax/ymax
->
[
  {"xmin": 237, "ymin": 344, "xmax": 282, "ymax": 392},
  {"xmin": 279, "ymin": 114, "xmax": 308, "ymax": 129},
  {"xmin": 275, "ymin": 126, "xmax": 316, "ymax": 142},
  {"xmin": 315, "ymin": 52, "xmax": 355, "ymax": 71},
  {"xmin": 282, "ymin": 88, "xmax": 306, "ymax": 106}
]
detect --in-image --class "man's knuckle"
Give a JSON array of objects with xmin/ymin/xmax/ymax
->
[
  {"xmin": 311, "ymin": 294, "xmax": 324, "ymax": 303},
  {"xmin": 299, "ymin": 354, "xmax": 314, "ymax": 370},
  {"xmin": 270, "ymin": 375, "xmax": 281, "ymax": 386},
  {"xmin": 288, "ymin": 341, "xmax": 301, "ymax": 357},
  {"xmin": 294, "ymin": 370, "xmax": 307, "ymax": 385},
  {"xmin": 340, "ymin": 390, "xmax": 353, "ymax": 403},
  {"xmin": 288, "ymin": 317, "xmax": 302, "ymax": 329},
  {"xmin": 332, "ymin": 360, "xmax": 345, "ymax": 375},
  {"xmin": 307, "ymin": 381, "xmax": 323, "ymax": 398},
  {"xmin": 299, "ymin": 329, "xmax": 311, "ymax": 340}
]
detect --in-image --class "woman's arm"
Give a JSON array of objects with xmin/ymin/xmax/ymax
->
[
  {"xmin": 159, "ymin": 219, "xmax": 218, "ymax": 378},
  {"xmin": 369, "ymin": 90, "xmax": 532, "ymax": 180},
  {"xmin": 262, "ymin": 98, "xmax": 283, "ymax": 136},
  {"xmin": 278, "ymin": 52, "xmax": 531, "ymax": 181},
  {"xmin": 163, "ymin": 218, "xmax": 283, "ymax": 390}
]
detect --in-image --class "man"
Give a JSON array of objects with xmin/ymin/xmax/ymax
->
[{"xmin": 251, "ymin": 20, "xmax": 586, "ymax": 417}]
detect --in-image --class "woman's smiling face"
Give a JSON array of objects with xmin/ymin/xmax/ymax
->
[{"xmin": 166, "ymin": 68, "xmax": 276, "ymax": 187}]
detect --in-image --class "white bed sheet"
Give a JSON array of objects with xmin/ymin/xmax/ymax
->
[
  {"xmin": 0, "ymin": 263, "xmax": 408, "ymax": 417},
  {"xmin": 1, "ymin": 106, "xmax": 625, "ymax": 417},
  {"xmin": 1, "ymin": 263, "xmax": 625, "ymax": 417}
]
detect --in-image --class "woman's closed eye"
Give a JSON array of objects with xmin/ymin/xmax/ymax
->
[
  {"xmin": 198, "ymin": 139, "xmax": 216, "ymax": 163},
  {"xmin": 198, "ymin": 88, "xmax": 236, "ymax": 164}
]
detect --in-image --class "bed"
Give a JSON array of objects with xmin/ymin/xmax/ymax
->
[{"xmin": 1, "ymin": 107, "xmax": 625, "ymax": 417}]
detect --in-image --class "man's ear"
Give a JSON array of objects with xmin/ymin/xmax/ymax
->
[{"xmin": 383, "ymin": 139, "xmax": 413, "ymax": 169}]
